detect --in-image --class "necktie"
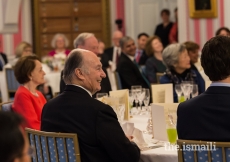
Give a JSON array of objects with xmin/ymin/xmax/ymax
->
[
  {"xmin": 136, "ymin": 50, "xmax": 141, "ymax": 63},
  {"xmin": 116, "ymin": 49, "xmax": 119, "ymax": 65}
]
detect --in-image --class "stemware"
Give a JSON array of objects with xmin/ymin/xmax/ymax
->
[
  {"xmin": 191, "ymin": 84, "xmax": 198, "ymax": 98},
  {"xmin": 129, "ymin": 90, "xmax": 135, "ymax": 114},
  {"xmin": 181, "ymin": 82, "xmax": 192, "ymax": 100},
  {"xmin": 131, "ymin": 85, "xmax": 142, "ymax": 110},
  {"xmin": 143, "ymin": 89, "xmax": 150, "ymax": 113},
  {"xmin": 137, "ymin": 89, "xmax": 146, "ymax": 114},
  {"xmin": 175, "ymin": 84, "xmax": 183, "ymax": 102}
]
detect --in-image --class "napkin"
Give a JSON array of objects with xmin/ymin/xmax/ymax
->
[
  {"xmin": 121, "ymin": 122, "xmax": 148, "ymax": 147},
  {"xmin": 121, "ymin": 122, "xmax": 134, "ymax": 136}
]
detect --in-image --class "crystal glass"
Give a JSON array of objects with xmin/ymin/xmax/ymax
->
[
  {"xmin": 129, "ymin": 90, "xmax": 134, "ymax": 108},
  {"xmin": 181, "ymin": 81, "xmax": 192, "ymax": 100},
  {"xmin": 137, "ymin": 89, "xmax": 146, "ymax": 114},
  {"xmin": 167, "ymin": 110, "xmax": 177, "ymax": 145},
  {"xmin": 191, "ymin": 84, "xmax": 198, "ymax": 98},
  {"xmin": 131, "ymin": 85, "xmax": 142, "ymax": 110},
  {"xmin": 143, "ymin": 89, "xmax": 150, "ymax": 112},
  {"xmin": 166, "ymin": 124, "xmax": 177, "ymax": 145}
]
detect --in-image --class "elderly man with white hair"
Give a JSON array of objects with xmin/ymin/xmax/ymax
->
[{"xmin": 42, "ymin": 49, "xmax": 140, "ymax": 162}]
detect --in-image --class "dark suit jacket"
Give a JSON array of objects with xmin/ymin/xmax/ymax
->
[
  {"xmin": 0, "ymin": 52, "xmax": 8, "ymax": 71},
  {"xmin": 177, "ymin": 86, "xmax": 230, "ymax": 141},
  {"xmin": 41, "ymin": 85, "xmax": 140, "ymax": 162},
  {"xmin": 138, "ymin": 51, "xmax": 149, "ymax": 66},
  {"xmin": 116, "ymin": 53, "xmax": 149, "ymax": 89},
  {"xmin": 101, "ymin": 47, "xmax": 114, "ymax": 68},
  {"xmin": 60, "ymin": 67, "xmax": 111, "ymax": 95}
]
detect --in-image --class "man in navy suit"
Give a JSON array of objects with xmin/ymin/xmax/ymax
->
[
  {"xmin": 177, "ymin": 36, "xmax": 230, "ymax": 141},
  {"xmin": 116, "ymin": 36, "xmax": 149, "ymax": 89},
  {"xmin": 41, "ymin": 49, "xmax": 140, "ymax": 162}
]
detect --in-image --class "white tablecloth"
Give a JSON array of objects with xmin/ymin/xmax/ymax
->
[
  {"xmin": 45, "ymin": 71, "xmax": 61, "ymax": 94},
  {"xmin": 0, "ymin": 70, "xmax": 8, "ymax": 102},
  {"xmin": 128, "ymin": 115, "xmax": 178, "ymax": 162}
]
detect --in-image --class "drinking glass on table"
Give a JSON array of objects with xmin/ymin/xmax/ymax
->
[
  {"xmin": 137, "ymin": 88, "xmax": 146, "ymax": 115},
  {"xmin": 166, "ymin": 120, "xmax": 177, "ymax": 145},
  {"xmin": 131, "ymin": 85, "xmax": 142, "ymax": 110},
  {"xmin": 191, "ymin": 84, "xmax": 198, "ymax": 98},
  {"xmin": 129, "ymin": 90, "xmax": 135, "ymax": 115},
  {"xmin": 181, "ymin": 82, "xmax": 192, "ymax": 101},
  {"xmin": 175, "ymin": 84, "xmax": 184, "ymax": 102},
  {"xmin": 143, "ymin": 89, "xmax": 150, "ymax": 113}
]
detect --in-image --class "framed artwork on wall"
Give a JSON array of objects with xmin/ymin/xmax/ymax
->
[{"xmin": 189, "ymin": 0, "xmax": 217, "ymax": 18}]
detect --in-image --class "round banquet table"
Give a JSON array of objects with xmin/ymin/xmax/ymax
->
[{"xmin": 128, "ymin": 114, "xmax": 178, "ymax": 162}]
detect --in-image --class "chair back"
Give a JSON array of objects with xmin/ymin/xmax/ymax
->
[
  {"xmin": 0, "ymin": 101, "xmax": 13, "ymax": 111},
  {"xmin": 114, "ymin": 72, "xmax": 122, "ymax": 90},
  {"xmin": 151, "ymin": 84, "xmax": 173, "ymax": 103},
  {"xmin": 25, "ymin": 128, "xmax": 81, "ymax": 162},
  {"xmin": 5, "ymin": 68, "xmax": 20, "ymax": 96},
  {"xmin": 177, "ymin": 139, "xmax": 230, "ymax": 162},
  {"xmin": 156, "ymin": 72, "xmax": 164, "ymax": 84}
]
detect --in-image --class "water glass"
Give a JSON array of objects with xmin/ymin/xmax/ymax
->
[
  {"xmin": 143, "ymin": 89, "xmax": 150, "ymax": 112},
  {"xmin": 166, "ymin": 121, "xmax": 177, "ymax": 145},
  {"xmin": 191, "ymin": 84, "xmax": 198, "ymax": 98}
]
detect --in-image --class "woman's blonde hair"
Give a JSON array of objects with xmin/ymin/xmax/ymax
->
[
  {"xmin": 145, "ymin": 36, "xmax": 161, "ymax": 57},
  {"xmin": 15, "ymin": 42, "xmax": 32, "ymax": 58}
]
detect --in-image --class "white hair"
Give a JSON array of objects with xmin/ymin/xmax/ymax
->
[{"xmin": 51, "ymin": 33, "xmax": 69, "ymax": 48}]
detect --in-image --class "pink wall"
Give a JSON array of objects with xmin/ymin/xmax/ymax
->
[
  {"xmin": 182, "ymin": 0, "xmax": 225, "ymax": 47},
  {"xmin": 0, "ymin": 0, "xmax": 31, "ymax": 56}
]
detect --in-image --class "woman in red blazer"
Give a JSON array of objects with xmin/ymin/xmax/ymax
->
[{"xmin": 12, "ymin": 55, "xmax": 47, "ymax": 130}]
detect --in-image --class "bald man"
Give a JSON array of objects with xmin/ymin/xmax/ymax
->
[
  {"xmin": 101, "ymin": 30, "xmax": 123, "ymax": 69},
  {"xmin": 42, "ymin": 49, "xmax": 140, "ymax": 162}
]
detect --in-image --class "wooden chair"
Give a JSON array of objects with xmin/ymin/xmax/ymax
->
[
  {"xmin": 177, "ymin": 139, "xmax": 230, "ymax": 162},
  {"xmin": 156, "ymin": 72, "xmax": 164, "ymax": 84},
  {"xmin": 5, "ymin": 68, "xmax": 20, "ymax": 99},
  {"xmin": 25, "ymin": 128, "xmax": 81, "ymax": 162},
  {"xmin": 0, "ymin": 101, "xmax": 13, "ymax": 111}
]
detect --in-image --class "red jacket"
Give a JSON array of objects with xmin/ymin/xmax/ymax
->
[{"xmin": 12, "ymin": 86, "xmax": 47, "ymax": 130}]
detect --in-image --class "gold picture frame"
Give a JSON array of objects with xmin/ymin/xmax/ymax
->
[{"xmin": 189, "ymin": 0, "xmax": 217, "ymax": 18}]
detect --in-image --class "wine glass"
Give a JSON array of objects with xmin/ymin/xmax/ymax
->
[
  {"xmin": 138, "ymin": 89, "xmax": 146, "ymax": 115},
  {"xmin": 181, "ymin": 82, "xmax": 192, "ymax": 100},
  {"xmin": 191, "ymin": 84, "xmax": 198, "ymax": 98},
  {"xmin": 175, "ymin": 84, "xmax": 182, "ymax": 102},
  {"xmin": 129, "ymin": 90, "xmax": 134, "ymax": 115},
  {"xmin": 143, "ymin": 89, "xmax": 150, "ymax": 113},
  {"xmin": 131, "ymin": 85, "xmax": 142, "ymax": 110}
]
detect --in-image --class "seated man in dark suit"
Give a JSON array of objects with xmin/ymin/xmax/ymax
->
[
  {"xmin": 60, "ymin": 33, "xmax": 111, "ymax": 94},
  {"xmin": 116, "ymin": 36, "xmax": 149, "ymax": 89},
  {"xmin": 101, "ymin": 30, "xmax": 123, "ymax": 69},
  {"xmin": 135, "ymin": 33, "xmax": 149, "ymax": 66},
  {"xmin": 177, "ymin": 36, "xmax": 230, "ymax": 141},
  {"xmin": 41, "ymin": 49, "xmax": 140, "ymax": 162}
]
